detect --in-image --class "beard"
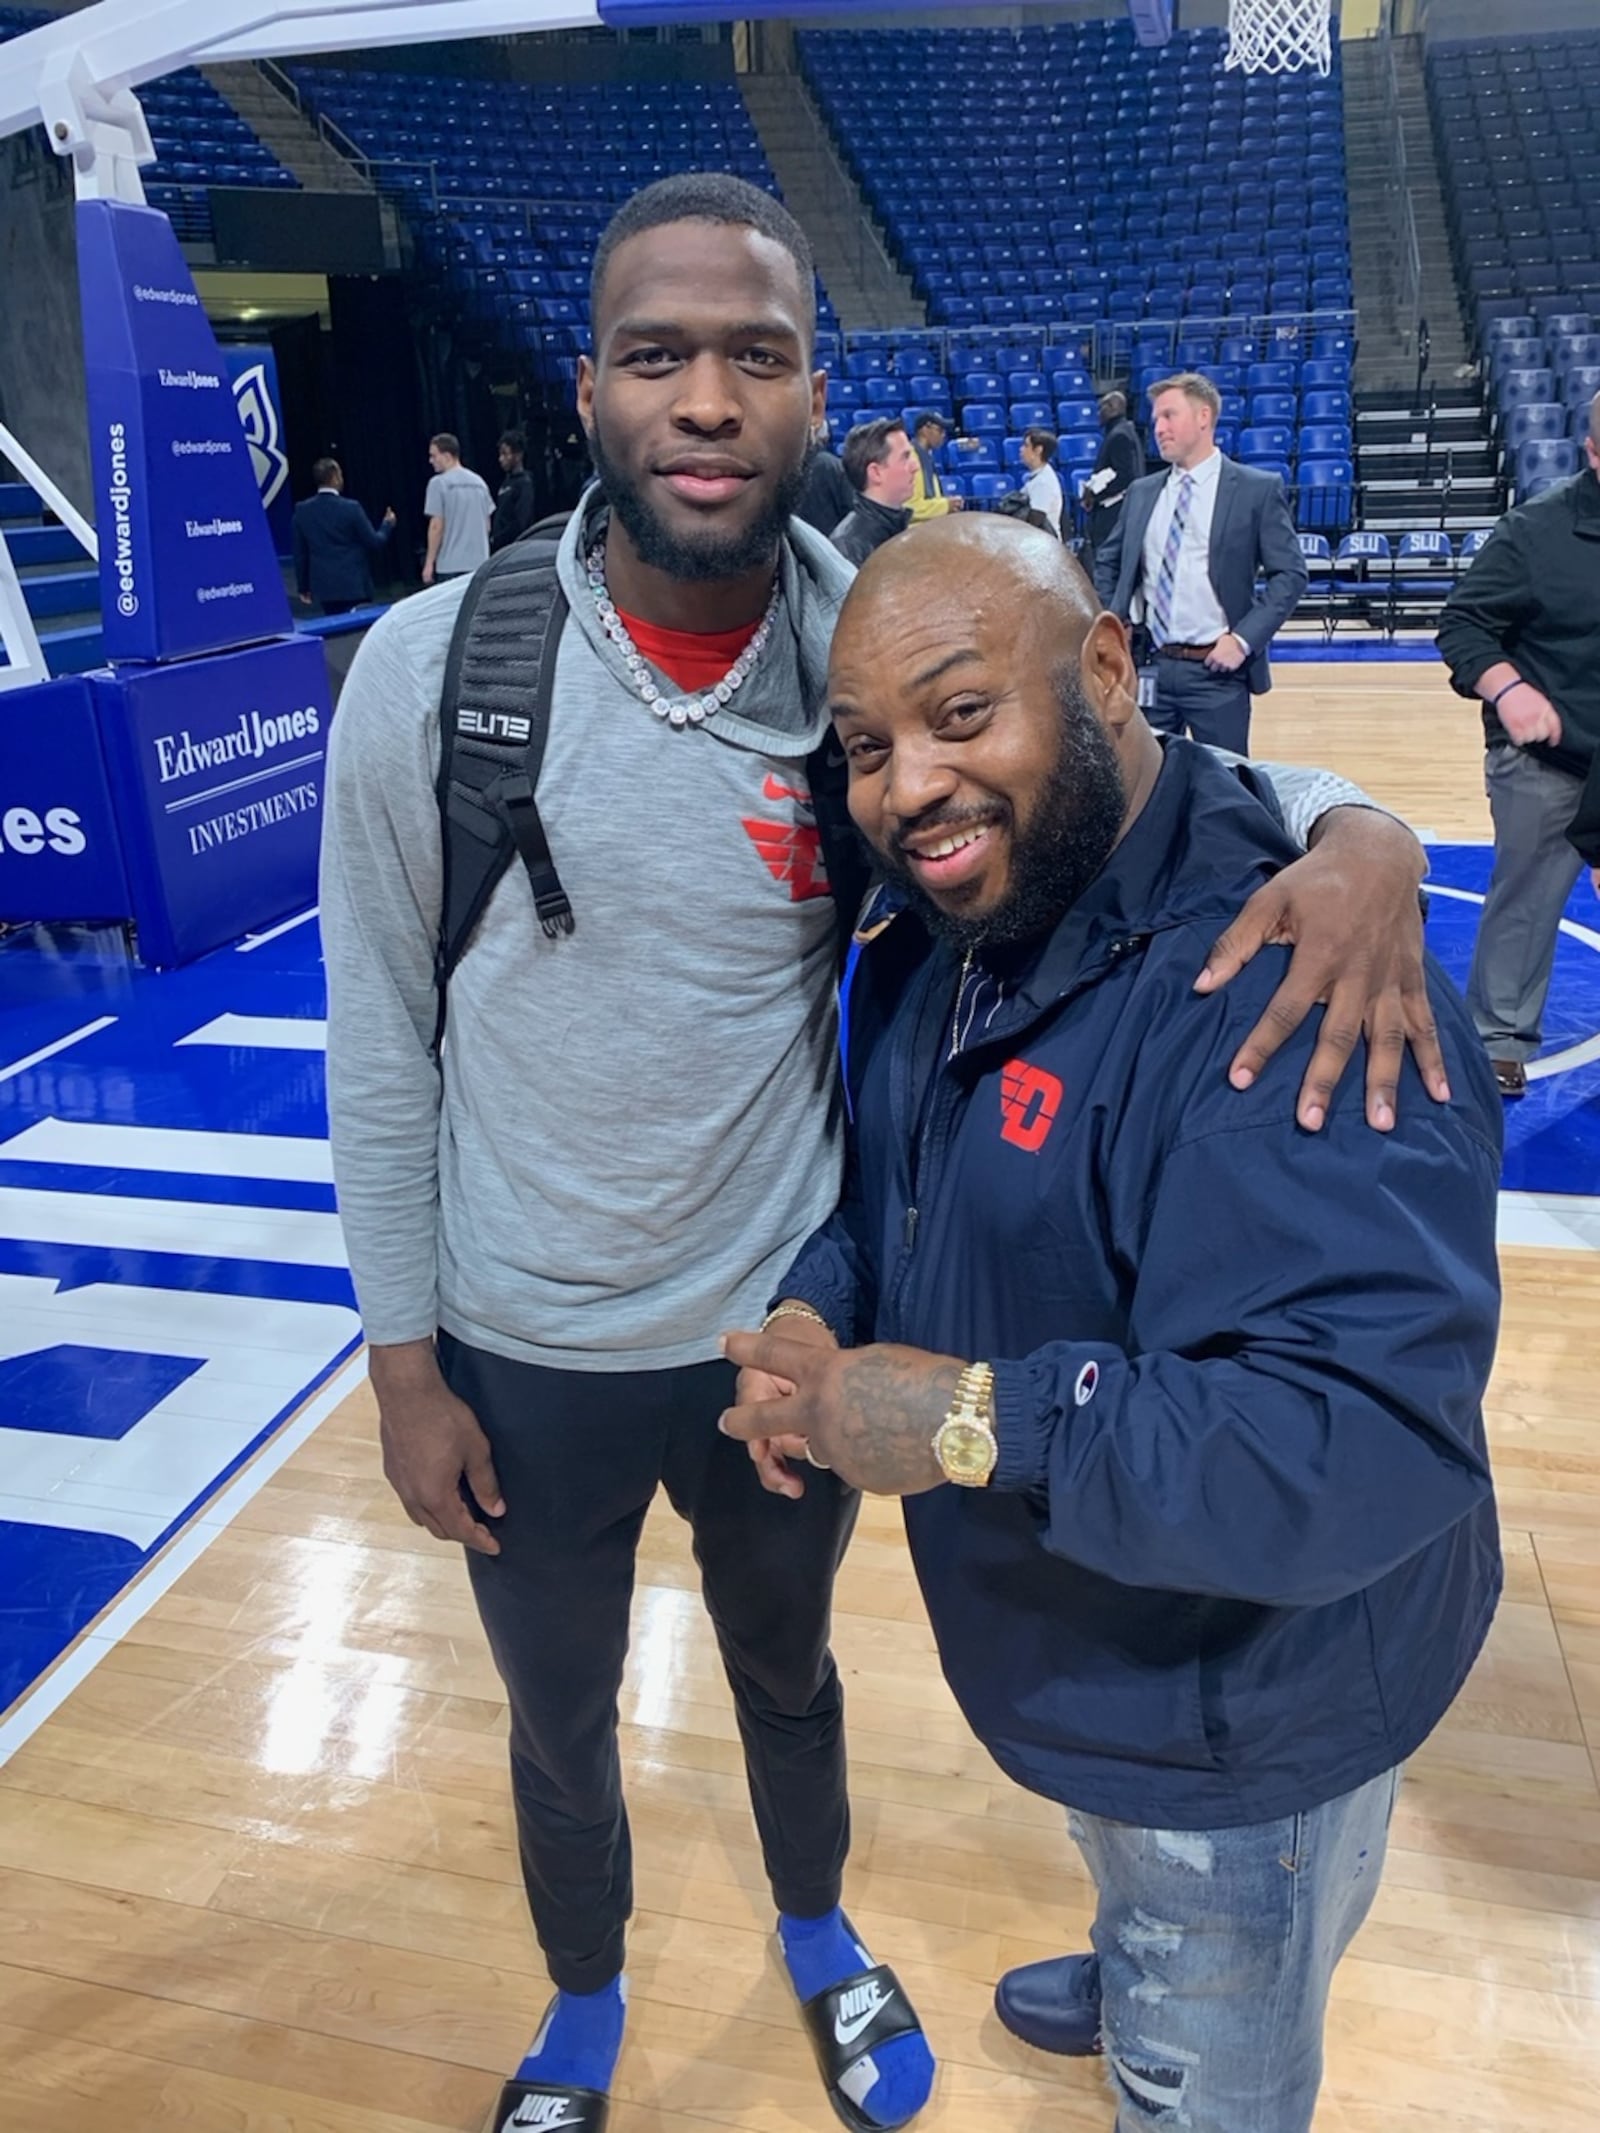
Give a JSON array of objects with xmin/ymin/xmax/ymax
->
[
  {"xmin": 588, "ymin": 418, "xmax": 814, "ymax": 583},
  {"xmin": 878, "ymin": 667, "xmax": 1128, "ymax": 954}
]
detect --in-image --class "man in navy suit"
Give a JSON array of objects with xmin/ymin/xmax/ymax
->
[
  {"xmin": 1094, "ymin": 374, "xmax": 1306, "ymax": 753},
  {"xmin": 293, "ymin": 459, "xmax": 395, "ymax": 616}
]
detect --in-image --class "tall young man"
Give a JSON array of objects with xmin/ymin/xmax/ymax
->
[{"xmin": 324, "ymin": 175, "xmax": 1448, "ymax": 2133}]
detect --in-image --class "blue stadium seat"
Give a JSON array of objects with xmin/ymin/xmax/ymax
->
[
  {"xmin": 1516, "ymin": 436, "xmax": 1580, "ymax": 490},
  {"xmin": 1459, "ymin": 527, "xmax": 1494, "ymax": 563},
  {"xmin": 1504, "ymin": 402, "xmax": 1567, "ymax": 452},
  {"xmin": 1250, "ymin": 392, "xmax": 1298, "ymax": 425},
  {"xmin": 1246, "ymin": 362, "xmax": 1298, "ymax": 392},
  {"xmin": 1010, "ymin": 401, "xmax": 1052, "ymax": 430},
  {"xmin": 1498, "ymin": 367, "xmax": 1556, "ymax": 407},
  {"xmin": 1302, "ymin": 389, "xmax": 1351, "ymax": 423},
  {"xmin": 962, "ymin": 403, "xmax": 1006, "ymax": 435},
  {"xmin": 968, "ymin": 473, "xmax": 1012, "ymax": 506},
  {"xmin": 1239, "ymin": 425, "xmax": 1292, "ymax": 461},
  {"xmin": 1298, "ymin": 424, "xmax": 1352, "ymax": 458}
]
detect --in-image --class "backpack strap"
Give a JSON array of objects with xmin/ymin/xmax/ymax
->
[{"xmin": 433, "ymin": 524, "xmax": 572, "ymax": 1053}]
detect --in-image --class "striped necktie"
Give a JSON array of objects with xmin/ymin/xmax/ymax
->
[{"xmin": 1150, "ymin": 471, "xmax": 1195, "ymax": 648}]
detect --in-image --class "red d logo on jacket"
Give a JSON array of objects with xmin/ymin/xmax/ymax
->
[{"xmin": 999, "ymin": 1059, "xmax": 1064, "ymax": 1153}]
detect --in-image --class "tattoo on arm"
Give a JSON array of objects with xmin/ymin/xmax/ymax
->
[{"xmin": 832, "ymin": 1348, "xmax": 963, "ymax": 1495}]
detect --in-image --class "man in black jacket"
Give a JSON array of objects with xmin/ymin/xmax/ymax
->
[
  {"xmin": 831, "ymin": 417, "xmax": 917, "ymax": 566},
  {"xmin": 1082, "ymin": 390, "xmax": 1143, "ymax": 564},
  {"xmin": 1436, "ymin": 395, "xmax": 1600, "ymax": 1096},
  {"xmin": 1094, "ymin": 374, "xmax": 1307, "ymax": 754},
  {"xmin": 490, "ymin": 429, "xmax": 540, "ymax": 553},
  {"xmin": 291, "ymin": 459, "xmax": 393, "ymax": 614},
  {"xmin": 796, "ymin": 416, "xmax": 856, "ymax": 536}
]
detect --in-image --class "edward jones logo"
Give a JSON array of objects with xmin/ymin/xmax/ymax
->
[
  {"xmin": 153, "ymin": 704, "xmax": 322, "ymax": 784},
  {"xmin": 107, "ymin": 422, "xmax": 137, "ymax": 616}
]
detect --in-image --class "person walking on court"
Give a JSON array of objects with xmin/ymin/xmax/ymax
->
[
  {"xmin": 490, "ymin": 428, "xmax": 540, "ymax": 553},
  {"xmin": 831, "ymin": 418, "xmax": 919, "ymax": 566},
  {"xmin": 292, "ymin": 458, "xmax": 393, "ymax": 615},
  {"xmin": 421, "ymin": 432, "xmax": 493, "ymax": 586},
  {"xmin": 723, "ymin": 516, "xmax": 1503, "ymax": 2133},
  {"xmin": 323, "ymin": 173, "xmax": 1448, "ymax": 2133},
  {"xmin": 1081, "ymin": 389, "xmax": 1144, "ymax": 565},
  {"xmin": 1436, "ymin": 391, "xmax": 1600, "ymax": 1097},
  {"xmin": 1095, "ymin": 373, "xmax": 1306, "ymax": 755}
]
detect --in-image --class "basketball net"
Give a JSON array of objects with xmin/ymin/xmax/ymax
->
[{"xmin": 1225, "ymin": 0, "xmax": 1333, "ymax": 75}]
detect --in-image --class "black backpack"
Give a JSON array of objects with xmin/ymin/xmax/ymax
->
[{"xmin": 431, "ymin": 517, "xmax": 867, "ymax": 1052}]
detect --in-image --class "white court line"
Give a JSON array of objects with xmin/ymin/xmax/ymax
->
[
  {"xmin": 0, "ymin": 1016, "xmax": 117, "ymax": 1085},
  {"xmin": 0, "ymin": 1348, "xmax": 368, "ymax": 1768},
  {"xmin": 0, "ymin": 1186, "xmax": 345, "ymax": 1265},
  {"xmin": 175, "ymin": 1013, "xmax": 327, "ymax": 1051},
  {"xmin": 0, "ymin": 1117, "xmax": 332, "ymax": 1184},
  {"xmin": 236, "ymin": 904, "xmax": 319, "ymax": 952},
  {"xmin": 1497, "ymin": 1192, "xmax": 1600, "ymax": 1254}
]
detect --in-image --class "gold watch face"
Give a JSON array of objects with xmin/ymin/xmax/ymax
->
[{"xmin": 938, "ymin": 1419, "xmax": 996, "ymax": 1485}]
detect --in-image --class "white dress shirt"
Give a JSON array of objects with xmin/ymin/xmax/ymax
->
[
  {"xmin": 1137, "ymin": 448, "xmax": 1237, "ymax": 648},
  {"xmin": 1024, "ymin": 462, "xmax": 1064, "ymax": 538}
]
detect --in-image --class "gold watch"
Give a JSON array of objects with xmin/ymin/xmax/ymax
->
[{"xmin": 932, "ymin": 1362, "xmax": 998, "ymax": 1487}]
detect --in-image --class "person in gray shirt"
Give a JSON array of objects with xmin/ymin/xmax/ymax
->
[
  {"xmin": 322, "ymin": 175, "xmax": 1447, "ymax": 2133},
  {"xmin": 421, "ymin": 431, "xmax": 493, "ymax": 585}
]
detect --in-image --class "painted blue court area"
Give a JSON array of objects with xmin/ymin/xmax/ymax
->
[
  {"xmin": 0, "ymin": 909, "xmax": 359, "ymax": 1715},
  {"xmin": 0, "ymin": 849, "xmax": 1596, "ymax": 1717},
  {"xmin": 1423, "ymin": 845, "xmax": 1600, "ymax": 1194}
]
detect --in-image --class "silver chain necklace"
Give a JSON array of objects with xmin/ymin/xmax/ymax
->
[{"xmin": 585, "ymin": 537, "xmax": 780, "ymax": 729}]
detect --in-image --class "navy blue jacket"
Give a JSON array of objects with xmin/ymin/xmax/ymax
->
[
  {"xmin": 784, "ymin": 742, "xmax": 1503, "ymax": 1829},
  {"xmin": 293, "ymin": 490, "xmax": 389, "ymax": 605}
]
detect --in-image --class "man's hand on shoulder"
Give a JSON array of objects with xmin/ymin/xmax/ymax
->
[{"xmin": 1194, "ymin": 806, "xmax": 1449, "ymax": 1134}]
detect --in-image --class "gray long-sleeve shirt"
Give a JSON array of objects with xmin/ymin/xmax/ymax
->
[{"xmin": 321, "ymin": 495, "xmax": 1380, "ymax": 1374}]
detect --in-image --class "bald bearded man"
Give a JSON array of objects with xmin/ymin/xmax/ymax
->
[{"xmin": 722, "ymin": 520, "xmax": 1504, "ymax": 2133}]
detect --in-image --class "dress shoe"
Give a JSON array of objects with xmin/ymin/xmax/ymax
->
[
  {"xmin": 1491, "ymin": 1058, "xmax": 1528, "ymax": 1098},
  {"xmin": 994, "ymin": 1952, "xmax": 1103, "ymax": 2056}
]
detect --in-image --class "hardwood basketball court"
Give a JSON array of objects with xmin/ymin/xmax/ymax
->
[{"xmin": 2, "ymin": 664, "xmax": 1597, "ymax": 2132}]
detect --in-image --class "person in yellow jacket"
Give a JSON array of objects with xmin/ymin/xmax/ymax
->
[{"xmin": 908, "ymin": 411, "xmax": 968, "ymax": 521}]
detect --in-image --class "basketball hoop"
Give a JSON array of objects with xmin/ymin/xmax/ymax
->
[{"xmin": 1225, "ymin": 0, "xmax": 1333, "ymax": 76}]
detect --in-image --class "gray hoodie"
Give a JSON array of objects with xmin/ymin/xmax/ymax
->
[{"xmin": 322, "ymin": 492, "xmax": 1375, "ymax": 1373}]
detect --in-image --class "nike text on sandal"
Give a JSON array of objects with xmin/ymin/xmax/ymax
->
[
  {"xmin": 794, "ymin": 1939, "xmax": 928, "ymax": 2133},
  {"xmin": 485, "ymin": 2078, "xmax": 610, "ymax": 2133}
]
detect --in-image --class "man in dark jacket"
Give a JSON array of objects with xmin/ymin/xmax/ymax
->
[
  {"xmin": 1436, "ymin": 397, "xmax": 1600, "ymax": 1096},
  {"xmin": 831, "ymin": 417, "xmax": 917, "ymax": 566},
  {"xmin": 796, "ymin": 416, "xmax": 856, "ymax": 537},
  {"xmin": 1081, "ymin": 389, "xmax": 1143, "ymax": 563},
  {"xmin": 723, "ymin": 517, "xmax": 1502, "ymax": 2133},
  {"xmin": 490, "ymin": 429, "xmax": 540, "ymax": 553},
  {"xmin": 1094, "ymin": 373, "xmax": 1307, "ymax": 753},
  {"xmin": 292, "ymin": 459, "xmax": 393, "ymax": 614}
]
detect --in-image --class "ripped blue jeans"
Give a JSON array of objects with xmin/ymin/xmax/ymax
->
[{"xmin": 1070, "ymin": 1767, "xmax": 1401, "ymax": 2133}]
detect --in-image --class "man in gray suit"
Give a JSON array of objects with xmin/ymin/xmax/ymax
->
[{"xmin": 1094, "ymin": 373, "xmax": 1307, "ymax": 753}]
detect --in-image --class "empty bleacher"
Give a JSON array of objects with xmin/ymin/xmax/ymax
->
[
  {"xmin": 290, "ymin": 67, "xmax": 827, "ymax": 402},
  {"xmin": 1429, "ymin": 29, "xmax": 1600, "ymax": 503},
  {"xmin": 796, "ymin": 21, "xmax": 1356, "ymax": 533}
]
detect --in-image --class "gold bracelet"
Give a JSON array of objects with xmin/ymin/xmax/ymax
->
[{"xmin": 761, "ymin": 1301, "xmax": 831, "ymax": 1336}]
